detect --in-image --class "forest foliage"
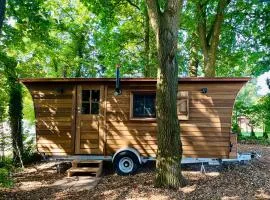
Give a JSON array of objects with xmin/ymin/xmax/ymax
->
[{"xmin": 0, "ymin": 0, "xmax": 268, "ymax": 117}]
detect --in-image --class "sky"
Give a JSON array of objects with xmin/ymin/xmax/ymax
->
[{"xmin": 257, "ymin": 71, "xmax": 270, "ymax": 95}]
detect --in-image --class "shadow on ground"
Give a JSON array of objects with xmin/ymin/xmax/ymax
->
[{"xmin": 1, "ymin": 144, "xmax": 270, "ymax": 200}]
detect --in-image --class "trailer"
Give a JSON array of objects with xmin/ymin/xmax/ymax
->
[{"xmin": 21, "ymin": 77, "xmax": 250, "ymax": 175}]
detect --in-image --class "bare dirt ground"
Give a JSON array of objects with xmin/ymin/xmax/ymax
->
[{"xmin": 1, "ymin": 144, "xmax": 270, "ymax": 200}]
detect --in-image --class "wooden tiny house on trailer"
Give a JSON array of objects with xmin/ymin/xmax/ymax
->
[{"xmin": 21, "ymin": 77, "xmax": 249, "ymax": 175}]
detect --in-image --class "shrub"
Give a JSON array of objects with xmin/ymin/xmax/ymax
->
[
  {"xmin": 22, "ymin": 150, "xmax": 42, "ymax": 165},
  {"xmin": 0, "ymin": 168, "xmax": 13, "ymax": 188},
  {"xmin": 263, "ymin": 132, "xmax": 269, "ymax": 139},
  {"xmin": 0, "ymin": 157, "xmax": 13, "ymax": 169},
  {"xmin": 238, "ymin": 135, "xmax": 270, "ymax": 146},
  {"xmin": 22, "ymin": 132, "xmax": 42, "ymax": 165}
]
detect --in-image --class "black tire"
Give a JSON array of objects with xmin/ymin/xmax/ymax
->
[{"xmin": 113, "ymin": 151, "xmax": 140, "ymax": 176}]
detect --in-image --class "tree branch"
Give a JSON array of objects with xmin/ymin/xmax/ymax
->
[
  {"xmin": 145, "ymin": 0, "xmax": 160, "ymax": 33},
  {"xmin": 196, "ymin": 1, "xmax": 208, "ymax": 53},
  {"xmin": 125, "ymin": 0, "xmax": 140, "ymax": 10},
  {"xmin": 209, "ymin": 0, "xmax": 231, "ymax": 51}
]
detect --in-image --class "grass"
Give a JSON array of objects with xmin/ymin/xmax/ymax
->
[{"xmin": 241, "ymin": 132, "xmax": 264, "ymax": 137}]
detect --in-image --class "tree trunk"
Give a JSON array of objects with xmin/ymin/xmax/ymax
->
[
  {"xmin": 263, "ymin": 131, "xmax": 268, "ymax": 139},
  {"xmin": 62, "ymin": 66, "xmax": 68, "ymax": 77},
  {"xmin": 75, "ymin": 33, "xmax": 85, "ymax": 77},
  {"xmin": 0, "ymin": 119, "xmax": 4, "ymax": 161},
  {"xmin": 203, "ymin": 49, "xmax": 216, "ymax": 77},
  {"xmin": 250, "ymin": 126, "xmax": 256, "ymax": 138},
  {"xmin": 267, "ymin": 78, "xmax": 270, "ymax": 89},
  {"xmin": 5, "ymin": 61, "xmax": 23, "ymax": 164},
  {"xmin": 0, "ymin": 0, "xmax": 6, "ymax": 33},
  {"xmin": 196, "ymin": 0, "xmax": 230, "ymax": 77},
  {"xmin": 143, "ymin": 7, "xmax": 150, "ymax": 77},
  {"xmin": 146, "ymin": 0, "xmax": 184, "ymax": 188},
  {"xmin": 263, "ymin": 123, "xmax": 269, "ymax": 139},
  {"xmin": 52, "ymin": 58, "xmax": 59, "ymax": 77},
  {"xmin": 188, "ymin": 33, "xmax": 199, "ymax": 77}
]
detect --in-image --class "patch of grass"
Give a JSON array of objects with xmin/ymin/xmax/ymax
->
[{"xmin": 241, "ymin": 132, "xmax": 264, "ymax": 137}]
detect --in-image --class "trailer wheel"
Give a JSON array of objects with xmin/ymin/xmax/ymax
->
[{"xmin": 113, "ymin": 151, "xmax": 139, "ymax": 176}]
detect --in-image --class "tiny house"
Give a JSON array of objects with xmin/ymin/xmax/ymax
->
[{"xmin": 22, "ymin": 77, "xmax": 249, "ymax": 174}]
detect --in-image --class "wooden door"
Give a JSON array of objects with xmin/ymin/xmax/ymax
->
[{"xmin": 75, "ymin": 85, "xmax": 105, "ymax": 154}]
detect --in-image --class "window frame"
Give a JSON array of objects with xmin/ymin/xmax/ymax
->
[
  {"xmin": 177, "ymin": 91, "xmax": 189, "ymax": 120},
  {"xmin": 81, "ymin": 89, "xmax": 100, "ymax": 115},
  {"xmin": 130, "ymin": 91, "xmax": 156, "ymax": 121},
  {"xmin": 129, "ymin": 90, "xmax": 189, "ymax": 121}
]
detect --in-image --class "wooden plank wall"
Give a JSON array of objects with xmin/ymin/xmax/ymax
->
[
  {"xmin": 27, "ymin": 83, "xmax": 75, "ymax": 155},
  {"xmin": 26, "ymin": 80, "xmax": 244, "ymax": 159},
  {"xmin": 105, "ymin": 82, "xmax": 244, "ymax": 158}
]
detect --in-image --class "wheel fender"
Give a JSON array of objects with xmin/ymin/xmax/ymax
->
[{"xmin": 112, "ymin": 147, "xmax": 142, "ymax": 164}]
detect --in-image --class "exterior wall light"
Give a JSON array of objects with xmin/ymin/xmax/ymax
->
[{"xmin": 201, "ymin": 88, "xmax": 208, "ymax": 94}]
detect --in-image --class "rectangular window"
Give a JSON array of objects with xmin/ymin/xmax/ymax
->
[
  {"xmin": 132, "ymin": 93, "xmax": 156, "ymax": 118},
  {"xmin": 81, "ymin": 90, "xmax": 100, "ymax": 114}
]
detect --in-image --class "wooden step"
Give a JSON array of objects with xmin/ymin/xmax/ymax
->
[
  {"xmin": 67, "ymin": 160, "xmax": 103, "ymax": 177},
  {"xmin": 72, "ymin": 160, "xmax": 102, "ymax": 167},
  {"xmin": 68, "ymin": 167, "xmax": 99, "ymax": 173}
]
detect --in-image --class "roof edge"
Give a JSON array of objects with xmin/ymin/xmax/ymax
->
[{"xmin": 20, "ymin": 77, "xmax": 251, "ymax": 83}]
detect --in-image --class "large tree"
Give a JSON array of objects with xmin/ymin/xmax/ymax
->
[
  {"xmin": 196, "ymin": 0, "xmax": 231, "ymax": 77},
  {"xmin": 0, "ymin": 0, "xmax": 23, "ymax": 164},
  {"xmin": 145, "ymin": 0, "xmax": 184, "ymax": 188},
  {"xmin": 0, "ymin": 0, "xmax": 50, "ymax": 164}
]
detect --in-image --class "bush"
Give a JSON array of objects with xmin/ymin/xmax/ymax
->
[
  {"xmin": 0, "ymin": 157, "xmax": 13, "ymax": 168},
  {"xmin": 232, "ymin": 123, "xmax": 241, "ymax": 135},
  {"xmin": 22, "ymin": 151, "xmax": 43, "ymax": 165},
  {"xmin": 238, "ymin": 135, "xmax": 270, "ymax": 146},
  {"xmin": 22, "ymin": 132, "xmax": 43, "ymax": 165},
  {"xmin": 0, "ymin": 168, "xmax": 13, "ymax": 188},
  {"xmin": 263, "ymin": 132, "xmax": 269, "ymax": 139}
]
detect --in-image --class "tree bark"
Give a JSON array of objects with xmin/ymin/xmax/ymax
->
[
  {"xmin": 75, "ymin": 33, "xmax": 85, "ymax": 77},
  {"xmin": 0, "ymin": 0, "xmax": 6, "ymax": 34},
  {"xmin": 3, "ymin": 57, "xmax": 23, "ymax": 165},
  {"xmin": 188, "ymin": 33, "xmax": 199, "ymax": 77},
  {"xmin": 143, "ymin": 7, "xmax": 151, "ymax": 77},
  {"xmin": 263, "ymin": 122, "xmax": 269, "ymax": 139},
  {"xmin": 52, "ymin": 58, "xmax": 59, "ymax": 77},
  {"xmin": 263, "ymin": 131, "xmax": 268, "ymax": 139},
  {"xmin": 250, "ymin": 126, "xmax": 256, "ymax": 138},
  {"xmin": 196, "ymin": 0, "xmax": 230, "ymax": 77},
  {"xmin": 146, "ymin": 0, "xmax": 184, "ymax": 188},
  {"xmin": 0, "ymin": 119, "xmax": 4, "ymax": 161}
]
